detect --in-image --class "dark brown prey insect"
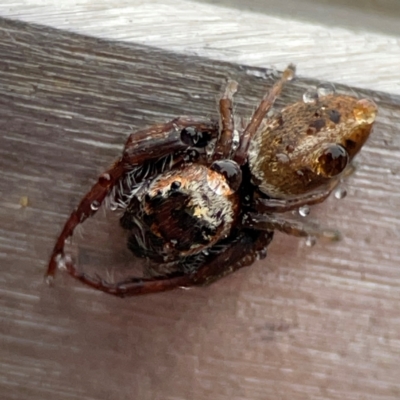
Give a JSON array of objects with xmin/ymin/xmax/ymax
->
[{"xmin": 46, "ymin": 65, "xmax": 377, "ymax": 296}]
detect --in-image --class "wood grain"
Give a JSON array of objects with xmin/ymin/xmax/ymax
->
[
  {"xmin": 1, "ymin": 17, "xmax": 400, "ymax": 400},
  {"xmin": 1, "ymin": 0, "xmax": 400, "ymax": 94}
]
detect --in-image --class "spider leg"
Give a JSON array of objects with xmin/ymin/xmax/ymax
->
[
  {"xmin": 64, "ymin": 259, "xmax": 192, "ymax": 296},
  {"xmin": 213, "ymin": 80, "xmax": 238, "ymax": 160},
  {"xmin": 255, "ymin": 188, "xmax": 332, "ymax": 213},
  {"xmin": 123, "ymin": 117, "xmax": 218, "ymax": 163},
  {"xmin": 254, "ymin": 160, "xmax": 357, "ymax": 213},
  {"xmin": 46, "ymin": 160, "xmax": 125, "ymax": 279},
  {"xmin": 244, "ymin": 212, "xmax": 341, "ymax": 242},
  {"xmin": 62, "ymin": 230, "xmax": 273, "ymax": 296},
  {"xmin": 234, "ymin": 65, "xmax": 295, "ymax": 165},
  {"xmin": 188, "ymin": 230, "xmax": 274, "ymax": 285},
  {"xmin": 46, "ymin": 117, "xmax": 218, "ymax": 280}
]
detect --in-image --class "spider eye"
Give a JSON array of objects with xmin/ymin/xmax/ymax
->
[
  {"xmin": 315, "ymin": 144, "xmax": 349, "ymax": 177},
  {"xmin": 210, "ymin": 160, "xmax": 242, "ymax": 191},
  {"xmin": 181, "ymin": 127, "xmax": 211, "ymax": 147}
]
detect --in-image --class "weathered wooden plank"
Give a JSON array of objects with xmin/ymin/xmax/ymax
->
[
  {"xmin": 1, "ymin": 17, "xmax": 400, "ymax": 400},
  {"xmin": 1, "ymin": 0, "xmax": 400, "ymax": 94}
]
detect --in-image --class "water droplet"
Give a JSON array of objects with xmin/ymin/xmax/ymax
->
[
  {"xmin": 232, "ymin": 130, "xmax": 240, "ymax": 150},
  {"xmin": 202, "ymin": 250, "xmax": 210, "ymax": 256},
  {"xmin": 322, "ymin": 229, "xmax": 342, "ymax": 242},
  {"xmin": 90, "ymin": 200, "xmax": 100, "ymax": 211},
  {"xmin": 109, "ymin": 202, "xmax": 118, "ymax": 211},
  {"xmin": 256, "ymin": 248, "xmax": 267, "ymax": 260},
  {"xmin": 55, "ymin": 254, "xmax": 67, "ymax": 270},
  {"xmin": 298, "ymin": 205, "xmax": 310, "ymax": 217},
  {"xmin": 305, "ymin": 236, "xmax": 317, "ymax": 247},
  {"xmin": 303, "ymin": 89, "xmax": 319, "ymax": 104},
  {"xmin": 45, "ymin": 275, "xmax": 54, "ymax": 286},
  {"xmin": 99, "ymin": 173, "xmax": 111, "ymax": 184},
  {"xmin": 334, "ymin": 187, "xmax": 347, "ymax": 199},
  {"xmin": 317, "ymin": 82, "xmax": 336, "ymax": 97},
  {"xmin": 353, "ymin": 99, "xmax": 378, "ymax": 124}
]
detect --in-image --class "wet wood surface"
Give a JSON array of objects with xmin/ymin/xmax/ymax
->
[{"xmin": 1, "ymin": 17, "xmax": 400, "ymax": 400}]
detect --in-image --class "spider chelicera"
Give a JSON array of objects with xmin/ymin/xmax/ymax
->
[{"xmin": 46, "ymin": 65, "xmax": 377, "ymax": 296}]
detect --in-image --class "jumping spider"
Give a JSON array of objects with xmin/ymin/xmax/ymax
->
[{"xmin": 46, "ymin": 65, "xmax": 377, "ymax": 296}]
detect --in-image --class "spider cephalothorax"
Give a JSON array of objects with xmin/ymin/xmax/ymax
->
[{"xmin": 46, "ymin": 65, "xmax": 377, "ymax": 296}]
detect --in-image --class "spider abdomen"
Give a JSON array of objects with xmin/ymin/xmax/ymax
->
[{"xmin": 122, "ymin": 163, "xmax": 241, "ymax": 262}]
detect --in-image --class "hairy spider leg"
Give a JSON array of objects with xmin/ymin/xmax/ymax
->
[
  {"xmin": 255, "ymin": 189, "xmax": 332, "ymax": 213},
  {"xmin": 251, "ymin": 161, "xmax": 359, "ymax": 213},
  {"xmin": 247, "ymin": 170, "xmax": 348, "ymax": 239},
  {"xmin": 64, "ymin": 263, "xmax": 192, "ymax": 296},
  {"xmin": 234, "ymin": 64, "xmax": 296, "ymax": 165},
  {"xmin": 243, "ymin": 212, "xmax": 341, "ymax": 242},
  {"xmin": 214, "ymin": 80, "xmax": 238, "ymax": 160},
  {"xmin": 45, "ymin": 117, "xmax": 218, "ymax": 280},
  {"xmin": 46, "ymin": 160, "xmax": 125, "ymax": 279},
  {"xmin": 189, "ymin": 231, "xmax": 273, "ymax": 286},
  {"xmin": 63, "ymin": 230, "xmax": 273, "ymax": 297}
]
